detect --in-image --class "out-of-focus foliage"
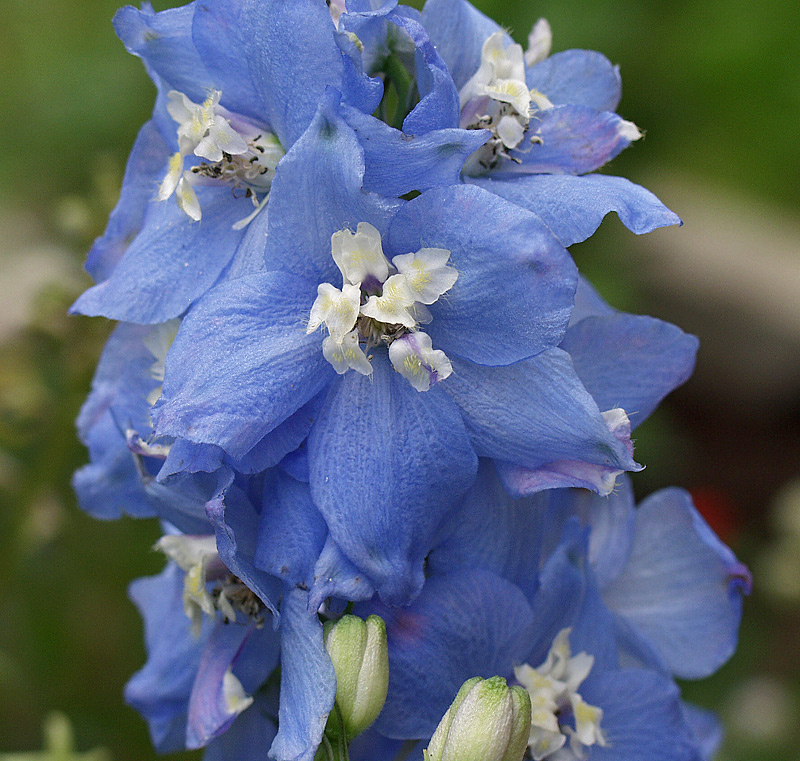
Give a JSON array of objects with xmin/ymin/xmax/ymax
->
[{"xmin": 0, "ymin": 1, "xmax": 798, "ymax": 760}]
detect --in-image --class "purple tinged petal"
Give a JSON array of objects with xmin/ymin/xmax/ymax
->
[
  {"xmin": 153, "ymin": 272, "xmax": 333, "ymax": 459},
  {"xmin": 499, "ymin": 105, "xmax": 639, "ymax": 175},
  {"xmin": 420, "ymin": 0, "xmax": 502, "ymax": 90},
  {"xmin": 602, "ymin": 488, "xmax": 751, "ymax": 679},
  {"xmin": 468, "ymin": 173, "xmax": 681, "ymax": 247},
  {"xmin": 71, "ymin": 187, "xmax": 249, "ymax": 324},
  {"xmin": 307, "ymin": 353, "xmax": 478, "ymax": 606},
  {"xmin": 526, "ymin": 49, "xmax": 622, "ymax": 113},
  {"xmin": 562, "ymin": 313, "xmax": 699, "ymax": 428},
  {"xmin": 265, "ymin": 91, "xmax": 401, "ymax": 284},
  {"xmin": 340, "ymin": 104, "xmax": 488, "ymax": 197},
  {"xmin": 356, "ymin": 570, "xmax": 535, "ymax": 739},
  {"xmin": 445, "ymin": 350, "xmax": 639, "ymax": 475},
  {"xmin": 204, "ymin": 694, "xmax": 278, "ymax": 761},
  {"xmin": 186, "ymin": 622, "xmax": 258, "ymax": 749},
  {"xmin": 387, "ymin": 185, "xmax": 576, "ymax": 365},
  {"xmin": 269, "ymin": 589, "xmax": 336, "ymax": 761}
]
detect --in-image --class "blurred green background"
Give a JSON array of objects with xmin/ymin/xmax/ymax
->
[{"xmin": 1, "ymin": 0, "xmax": 798, "ymax": 759}]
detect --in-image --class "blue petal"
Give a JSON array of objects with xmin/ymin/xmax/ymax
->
[
  {"xmin": 420, "ymin": 0, "xmax": 501, "ymax": 90},
  {"xmin": 602, "ymin": 488, "xmax": 751, "ymax": 679},
  {"xmin": 566, "ymin": 571, "xmax": 620, "ymax": 673},
  {"xmin": 71, "ymin": 187, "xmax": 248, "ymax": 323},
  {"xmin": 341, "ymin": 104, "xmax": 488, "ymax": 197},
  {"xmin": 73, "ymin": 415, "xmax": 158, "ymax": 521},
  {"xmin": 113, "ymin": 3, "xmax": 213, "ymax": 103},
  {"xmin": 562, "ymin": 313, "xmax": 699, "ymax": 428},
  {"xmin": 307, "ymin": 352, "xmax": 478, "ymax": 606},
  {"xmin": 526, "ymin": 50, "xmax": 622, "ymax": 112},
  {"xmin": 85, "ymin": 120, "xmax": 170, "ymax": 283},
  {"xmin": 206, "ymin": 483, "xmax": 283, "ymax": 617},
  {"xmin": 468, "ymin": 173, "xmax": 681, "ymax": 247},
  {"xmin": 153, "ymin": 272, "xmax": 333, "ymax": 459},
  {"xmin": 280, "ymin": 446, "xmax": 310, "ymax": 483},
  {"xmin": 522, "ymin": 521, "xmax": 590, "ymax": 666},
  {"xmin": 570, "ymin": 275, "xmax": 615, "ymax": 325},
  {"xmin": 500, "ymin": 105, "xmax": 639, "ymax": 175},
  {"xmin": 204, "ymin": 694, "xmax": 278, "ymax": 761},
  {"xmin": 550, "ymin": 476, "xmax": 636, "ymax": 589},
  {"xmin": 76, "ymin": 322, "xmax": 161, "ymax": 442},
  {"xmin": 255, "ymin": 471, "xmax": 328, "ymax": 589},
  {"xmin": 681, "ymin": 703, "xmax": 723, "ymax": 761},
  {"xmin": 445, "ymin": 350, "xmax": 639, "ymax": 474},
  {"xmin": 387, "ymin": 185, "xmax": 576, "ymax": 365},
  {"xmin": 159, "ymin": 440, "xmax": 226, "ymax": 481},
  {"xmin": 308, "ymin": 535, "xmax": 377, "ymax": 611},
  {"xmin": 350, "ymin": 729, "xmax": 415, "ymax": 761},
  {"xmin": 265, "ymin": 91, "xmax": 401, "ymax": 283},
  {"xmin": 390, "ymin": 11, "xmax": 460, "ymax": 135},
  {"xmin": 356, "ymin": 569, "xmax": 535, "ymax": 739},
  {"xmin": 269, "ymin": 589, "xmax": 336, "ymax": 761},
  {"xmin": 160, "ymin": 396, "xmax": 323, "ymax": 479},
  {"xmin": 334, "ymin": 27, "xmax": 384, "ymax": 116},
  {"xmin": 125, "ymin": 564, "xmax": 214, "ymax": 753},
  {"xmin": 584, "ymin": 669, "xmax": 702, "ymax": 761},
  {"xmin": 193, "ymin": 0, "xmax": 360, "ymax": 147},
  {"xmin": 186, "ymin": 622, "xmax": 262, "ymax": 749},
  {"xmin": 428, "ymin": 460, "xmax": 541, "ymax": 601}
]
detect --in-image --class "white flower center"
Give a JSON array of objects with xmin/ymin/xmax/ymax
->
[
  {"xmin": 514, "ymin": 629, "xmax": 607, "ymax": 761},
  {"xmin": 158, "ymin": 90, "xmax": 285, "ymax": 229},
  {"xmin": 307, "ymin": 222, "xmax": 457, "ymax": 391},
  {"xmin": 460, "ymin": 32, "xmax": 554, "ymax": 175}
]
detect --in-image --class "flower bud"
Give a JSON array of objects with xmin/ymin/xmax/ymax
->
[
  {"xmin": 424, "ymin": 676, "xmax": 532, "ymax": 761},
  {"xmin": 323, "ymin": 614, "xmax": 389, "ymax": 739}
]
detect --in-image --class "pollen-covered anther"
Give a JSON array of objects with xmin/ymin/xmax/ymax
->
[
  {"xmin": 514, "ymin": 629, "xmax": 607, "ymax": 761},
  {"xmin": 309, "ymin": 222, "xmax": 458, "ymax": 389},
  {"xmin": 155, "ymin": 535, "xmax": 266, "ymax": 634},
  {"xmin": 460, "ymin": 31, "xmax": 555, "ymax": 174},
  {"xmin": 388, "ymin": 332, "xmax": 452, "ymax": 392},
  {"xmin": 307, "ymin": 282, "xmax": 361, "ymax": 341},
  {"xmin": 158, "ymin": 90, "xmax": 284, "ymax": 227}
]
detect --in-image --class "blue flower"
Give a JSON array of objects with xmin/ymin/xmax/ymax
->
[
  {"xmin": 126, "ymin": 562, "xmax": 281, "ymax": 757},
  {"xmin": 341, "ymin": 0, "xmax": 682, "ymax": 249},
  {"xmin": 349, "ymin": 462, "xmax": 749, "ymax": 760},
  {"xmin": 71, "ymin": 0, "xmax": 386, "ymax": 324},
  {"xmin": 150, "ymin": 91, "xmax": 639, "ymax": 605}
]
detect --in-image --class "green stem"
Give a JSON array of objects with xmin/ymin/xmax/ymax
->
[{"xmin": 383, "ymin": 55, "xmax": 415, "ymax": 130}]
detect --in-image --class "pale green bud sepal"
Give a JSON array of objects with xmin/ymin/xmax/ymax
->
[
  {"xmin": 424, "ymin": 676, "xmax": 532, "ymax": 761},
  {"xmin": 323, "ymin": 614, "xmax": 389, "ymax": 740}
]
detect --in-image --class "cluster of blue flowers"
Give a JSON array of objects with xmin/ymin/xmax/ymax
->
[{"xmin": 72, "ymin": 1, "xmax": 751, "ymax": 760}]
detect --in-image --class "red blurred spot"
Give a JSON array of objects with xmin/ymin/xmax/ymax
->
[{"xmin": 689, "ymin": 485, "xmax": 741, "ymax": 543}]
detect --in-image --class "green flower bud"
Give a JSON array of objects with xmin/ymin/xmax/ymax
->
[
  {"xmin": 424, "ymin": 676, "xmax": 532, "ymax": 761},
  {"xmin": 323, "ymin": 614, "xmax": 389, "ymax": 739}
]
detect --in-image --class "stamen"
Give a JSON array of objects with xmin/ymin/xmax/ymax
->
[
  {"xmin": 307, "ymin": 222, "xmax": 458, "ymax": 389},
  {"xmin": 514, "ymin": 629, "xmax": 607, "ymax": 761},
  {"xmin": 158, "ymin": 91, "xmax": 284, "ymax": 227}
]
